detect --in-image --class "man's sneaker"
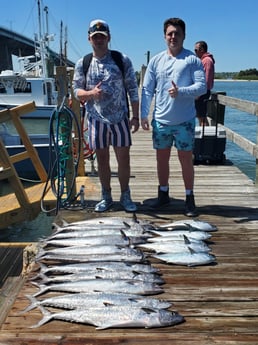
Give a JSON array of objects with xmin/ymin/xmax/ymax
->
[
  {"xmin": 184, "ymin": 192, "xmax": 198, "ymax": 217},
  {"xmin": 95, "ymin": 189, "xmax": 113, "ymax": 212},
  {"xmin": 120, "ymin": 188, "xmax": 137, "ymax": 212},
  {"xmin": 149, "ymin": 187, "xmax": 170, "ymax": 209}
]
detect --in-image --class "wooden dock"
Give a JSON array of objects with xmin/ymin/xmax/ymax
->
[{"xmin": 1, "ymin": 129, "xmax": 258, "ymax": 344}]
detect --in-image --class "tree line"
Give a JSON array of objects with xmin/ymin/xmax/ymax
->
[{"xmin": 215, "ymin": 68, "xmax": 258, "ymax": 80}]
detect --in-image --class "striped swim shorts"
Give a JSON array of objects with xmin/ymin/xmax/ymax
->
[{"xmin": 88, "ymin": 117, "xmax": 132, "ymax": 150}]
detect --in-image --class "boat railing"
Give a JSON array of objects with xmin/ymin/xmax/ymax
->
[{"xmin": 208, "ymin": 92, "xmax": 258, "ymax": 185}]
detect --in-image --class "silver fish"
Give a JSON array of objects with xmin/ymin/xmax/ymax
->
[
  {"xmin": 148, "ymin": 229, "xmax": 212, "ymax": 241},
  {"xmin": 159, "ymin": 219, "xmax": 217, "ymax": 232},
  {"xmin": 138, "ymin": 240, "xmax": 211, "ymax": 254},
  {"xmin": 31, "ymin": 305, "xmax": 184, "ymax": 329},
  {"xmin": 23, "ymin": 291, "xmax": 172, "ymax": 313},
  {"xmin": 35, "ymin": 251, "xmax": 145, "ymax": 263},
  {"xmin": 36, "ymin": 245, "xmax": 143, "ymax": 259},
  {"xmin": 34, "ymin": 270, "xmax": 164, "ymax": 285},
  {"xmin": 37, "ymin": 261, "xmax": 160, "ymax": 275},
  {"xmin": 32, "ymin": 278, "xmax": 164, "ymax": 297},
  {"xmin": 152, "ymin": 248, "xmax": 216, "ymax": 266},
  {"xmin": 43, "ymin": 233, "xmax": 147, "ymax": 247},
  {"xmin": 48, "ymin": 228, "xmax": 151, "ymax": 239},
  {"xmin": 62, "ymin": 216, "xmax": 151, "ymax": 228},
  {"xmin": 52, "ymin": 222, "xmax": 142, "ymax": 232}
]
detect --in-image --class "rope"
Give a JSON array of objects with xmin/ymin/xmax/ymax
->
[{"xmin": 41, "ymin": 97, "xmax": 81, "ymax": 214}]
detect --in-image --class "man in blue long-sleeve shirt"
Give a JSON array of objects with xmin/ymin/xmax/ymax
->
[{"xmin": 141, "ymin": 17, "xmax": 206, "ymax": 216}]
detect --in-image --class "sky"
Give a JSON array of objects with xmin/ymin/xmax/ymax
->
[{"xmin": 2, "ymin": 0, "xmax": 258, "ymax": 73}]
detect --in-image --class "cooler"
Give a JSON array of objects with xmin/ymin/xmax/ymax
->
[{"xmin": 194, "ymin": 125, "xmax": 226, "ymax": 164}]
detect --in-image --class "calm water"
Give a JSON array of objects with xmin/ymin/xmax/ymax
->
[
  {"xmin": 214, "ymin": 80, "xmax": 258, "ymax": 182},
  {"xmin": 1, "ymin": 80, "xmax": 258, "ymax": 241}
]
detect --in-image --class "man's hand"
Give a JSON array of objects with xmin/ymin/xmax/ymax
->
[
  {"xmin": 130, "ymin": 118, "xmax": 140, "ymax": 133},
  {"xmin": 168, "ymin": 80, "xmax": 178, "ymax": 98},
  {"xmin": 141, "ymin": 118, "xmax": 149, "ymax": 131}
]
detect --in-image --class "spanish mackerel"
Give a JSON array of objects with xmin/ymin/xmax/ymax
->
[
  {"xmin": 48, "ymin": 228, "xmax": 151, "ymax": 239},
  {"xmin": 159, "ymin": 219, "xmax": 217, "ymax": 231},
  {"xmin": 35, "ymin": 251, "xmax": 145, "ymax": 263},
  {"xmin": 23, "ymin": 291, "xmax": 172, "ymax": 313},
  {"xmin": 34, "ymin": 270, "xmax": 164, "ymax": 285},
  {"xmin": 36, "ymin": 245, "xmax": 144, "ymax": 259},
  {"xmin": 31, "ymin": 305, "xmax": 184, "ymax": 329},
  {"xmin": 148, "ymin": 229, "xmax": 212, "ymax": 241},
  {"xmin": 61, "ymin": 216, "xmax": 153, "ymax": 228},
  {"xmin": 152, "ymin": 248, "xmax": 216, "ymax": 266},
  {"xmin": 138, "ymin": 240, "xmax": 211, "ymax": 254},
  {"xmin": 42, "ymin": 233, "xmax": 147, "ymax": 247},
  {"xmin": 37, "ymin": 261, "xmax": 160, "ymax": 275},
  {"xmin": 32, "ymin": 278, "xmax": 164, "ymax": 297}
]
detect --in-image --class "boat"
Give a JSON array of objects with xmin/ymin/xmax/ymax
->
[{"xmin": 0, "ymin": 1, "xmax": 60, "ymax": 180}]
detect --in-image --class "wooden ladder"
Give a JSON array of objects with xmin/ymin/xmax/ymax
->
[
  {"xmin": 0, "ymin": 138, "xmax": 31, "ymax": 210},
  {"xmin": 0, "ymin": 102, "xmax": 48, "ymax": 182},
  {"xmin": 0, "ymin": 102, "xmax": 48, "ymax": 223}
]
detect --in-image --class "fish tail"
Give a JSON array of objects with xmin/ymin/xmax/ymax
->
[
  {"xmin": 30, "ymin": 306, "xmax": 53, "ymax": 328},
  {"xmin": 37, "ymin": 262, "xmax": 48, "ymax": 274},
  {"xmin": 20, "ymin": 294, "xmax": 39, "ymax": 313},
  {"xmin": 34, "ymin": 272, "xmax": 49, "ymax": 284},
  {"xmin": 31, "ymin": 281, "xmax": 48, "ymax": 297}
]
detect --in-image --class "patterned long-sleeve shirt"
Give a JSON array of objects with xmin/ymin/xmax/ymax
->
[{"xmin": 72, "ymin": 50, "xmax": 139, "ymax": 124}]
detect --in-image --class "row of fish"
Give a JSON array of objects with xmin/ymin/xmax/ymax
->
[
  {"xmin": 24, "ymin": 216, "xmax": 217, "ymax": 329},
  {"xmin": 138, "ymin": 220, "xmax": 216, "ymax": 267}
]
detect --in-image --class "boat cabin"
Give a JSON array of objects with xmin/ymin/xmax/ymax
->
[{"xmin": 0, "ymin": 71, "xmax": 58, "ymax": 107}]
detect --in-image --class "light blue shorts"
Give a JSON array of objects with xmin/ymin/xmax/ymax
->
[{"xmin": 151, "ymin": 118, "xmax": 195, "ymax": 151}]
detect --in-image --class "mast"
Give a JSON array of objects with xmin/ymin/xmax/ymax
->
[
  {"xmin": 60, "ymin": 21, "xmax": 63, "ymax": 66},
  {"xmin": 37, "ymin": 0, "xmax": 47, "ymax": 77},
  {"xmin": 64, "ymin": 25, "xmax": 68, "ymax": 67}
]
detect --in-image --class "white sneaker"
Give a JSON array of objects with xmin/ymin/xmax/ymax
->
[{"xmin": 95, "ymin": 189, "xmax": 113, "ymax": 212}]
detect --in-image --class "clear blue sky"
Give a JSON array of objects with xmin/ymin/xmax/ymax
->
[{"xmin": 2, "ymin": 0, "xmax": 258, "ymax": 73}]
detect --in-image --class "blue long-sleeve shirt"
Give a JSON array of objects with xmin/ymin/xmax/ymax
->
[
  {"xmin": 72, "ymin": 50, "xmax": 139, "ymax": 124},
  {"xmin": 141, "ymin": 48, "xmax": 207, "ymax": 125}
]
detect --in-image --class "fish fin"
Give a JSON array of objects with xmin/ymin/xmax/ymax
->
[
  {"xmin": 19, "ymin": 294, "xmax": 38, "ymax": 314},
  {"xmin": 188, "ymin": 246, "xmax": 196, "ymax": 254},
  {"xmin": 95, "ymin": 276, "xmax": 104, "ymax": 280},
  {"xmin": 183, "ymin": 234, "xmax": 191, "ymax": 244},
  {"xmin": 29, "ymin": 273, "xmax": 42, "ymax": 281},
  {"xmin": 35, "ymin": 272, "xmax": 49, "ymax": 284},
  {"xmin": 61, "ymin": 219, "xmax": 69, "ymax": 227},
  {"xmin": 103, "ymin": 302, "xmax": 113, "ymax": 307},
  {"xmin": 29, "ymin": 306, "xmax": 53, "ymax": 328},
  {"xmin": 37, "ymin": 262, "xmax": 47, "ymax": 274},
  {"xmin": 141, "ymin": 307, "xmax": 157, "ymax": 314},
  {"xmin": 122, "ymin": 221, "xmax": 130, "ymax": 228},
  {"xmin": 120, "ymin": 229, "xmax": 129, "ymax": 241},
  {"xmin": 31, "ymin": 281, "xmax": 48, "ymax": 297},
  {"xmin": 132, "ymin": 270, "xmax": 140, "ymax": 277},
  {"xmin": 95, "ymin": 324, "xmax": 109, "ymax": 330},
  {"xmin": 132, "ymin": 212, "xmax": 139, "ymax": 223}
]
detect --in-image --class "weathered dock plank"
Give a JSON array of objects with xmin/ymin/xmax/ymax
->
[{"xmin": 0, "ymin": 129, "xmax": 258, "ymax": 344}]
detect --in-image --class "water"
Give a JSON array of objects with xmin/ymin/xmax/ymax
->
[
  {"xmin": 213, "ymin": 80, "xmax": 258, "ymax": 182},
  {"xmin": 1, "ymin": 80, "xmax": 258, "ymax": 242},
  {"xmin": 0, "ymin": 212, "xmax": 54, "ymax": 242}
]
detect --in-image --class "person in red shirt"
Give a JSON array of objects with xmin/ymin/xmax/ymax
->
[{"xmin": 194, "ymin": 41, "xmax": 215, "ymax": 126}]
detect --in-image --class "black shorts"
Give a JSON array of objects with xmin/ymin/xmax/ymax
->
[{"xmin": 195, "ymin": 90, "xmax": 211, "ymax": 118}]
